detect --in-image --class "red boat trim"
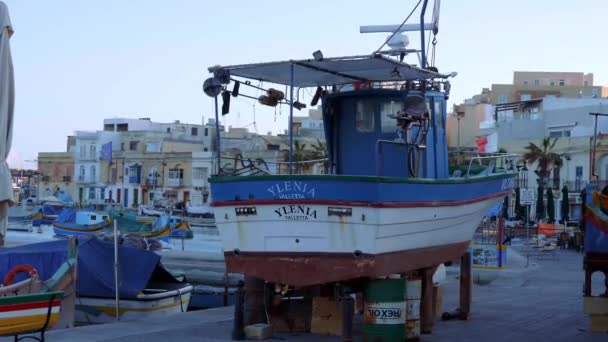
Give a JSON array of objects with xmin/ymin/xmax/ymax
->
[
  {"xmin": 212, "ymin": 190, "xmax": 510, "ymax": 208},
  {"xmin": 0, "ymin": 300, "xmax": 62, "ymax": 312}
]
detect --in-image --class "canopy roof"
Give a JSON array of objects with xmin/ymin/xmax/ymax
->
[{"xmin": 208, "ymin": 54, "xmax": 447, "ymax": 88}]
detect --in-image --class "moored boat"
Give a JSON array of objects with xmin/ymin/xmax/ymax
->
[
  {"xmin": 74, "ymin": 237, "xmax": 192, "ymax": 324},
  {"xmin": 0, "ymin": 237, "xmax": 79, "ymax": 330},
  {"xmin": 52, "ymin": 209, "xmax": 112, "ymax": 237}
]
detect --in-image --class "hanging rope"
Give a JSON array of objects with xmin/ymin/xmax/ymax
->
[{"xmin": 374, "ymin": 0, "xmax": 423, "ymax": 53}]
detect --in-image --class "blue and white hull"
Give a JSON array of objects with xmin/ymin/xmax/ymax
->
[{"xmin": 210, "ymin": 174, "xmax": 514, "ymax": 287}]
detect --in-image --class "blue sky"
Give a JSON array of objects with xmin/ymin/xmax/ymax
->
[{"xmin": 4, "ymin": 0, "xmax": 607, "ymax": 168}]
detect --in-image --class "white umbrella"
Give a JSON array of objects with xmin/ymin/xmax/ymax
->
[{"xmin": 0, "ymin": 1, "xmax": 14, "ymax": 246}]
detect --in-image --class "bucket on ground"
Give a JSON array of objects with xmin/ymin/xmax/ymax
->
[
  {"xmin": 363, "ymin": 278, "xmax": 406, "ymax": 342},
  {"xmin": 405, "ymin": 277, "xmax": 422, "ymax": 340}
]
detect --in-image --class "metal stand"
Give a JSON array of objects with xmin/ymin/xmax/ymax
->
[
  {"xmin": 243, "ymin": 276, "xmax": 267, "ymax": 325},
  {"xmin": 337, "ymin": 285, "xmax": 354, "ymax": 342},
  {"xmin": 232, "ymin": 280, "xmax": 245, "ymax": 341},
  {"xmin": 458, "ymin": 252, "xmax": 472, "ymax": 320},
  {"xmin": 421, "ymin": 268, "xmax": 435, "ymax": 334}
]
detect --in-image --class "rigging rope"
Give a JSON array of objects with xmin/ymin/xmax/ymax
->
[
  {"xmin": 431, "ymin": 35, "xmax": 437, "ymax": 67},
  {"xmin": 374, "ymin": 0, "xmax": 423, "ymax": 53}
]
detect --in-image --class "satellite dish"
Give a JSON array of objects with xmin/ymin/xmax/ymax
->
[{"xmin": 203, "ymin": 77, "xmax": 222, "ymax": 98}]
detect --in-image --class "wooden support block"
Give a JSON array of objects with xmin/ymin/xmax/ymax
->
[
  {"xmin": 244, "ymin": 324, "xmax": 273, "ymax": 340},
  {"xmin": 590, "ymin": 314, "xmax": 608, "ymax": 332},
  {"xmin": 433, "ymin": 285, "xmax": 443, "ymax": 319},
  {"xmin": 268, "ymin": 296, "xmax": 312, "ymax": 333},
  {"xmin": 420, "ymin": 268, "xmax": 434, "ymax": 334},
  {"xmin": 311, "ymin": 297, "xmax": 344, "ymax": 336},
  {"xmin": 584, "ymin": 297, "xmax": 608, "ymax": 315},
  {"xmin": 459, "ymin": 252, "xmax": 472, "ymax": 320}
]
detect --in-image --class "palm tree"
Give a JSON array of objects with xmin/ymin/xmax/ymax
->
[
  {"xmin": 310, "ymin": 139, "xmax": 327, "ymax": 160},
  {"xmin": 284, "ymin": 140, "xmax": 311, "ymax": 174},
  {"xmin": 522, "ymin": 137, "xmax": 563, "ymax": 187}
]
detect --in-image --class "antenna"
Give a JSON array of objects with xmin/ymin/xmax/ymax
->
[{"xmin": 360, "ymin": 0, "xmax": 440, "ymax": 67}]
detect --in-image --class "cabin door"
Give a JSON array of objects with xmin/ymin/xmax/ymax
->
[{"xmin": 337, "ymin": 98, "xmax": 379, "ymax": 176}]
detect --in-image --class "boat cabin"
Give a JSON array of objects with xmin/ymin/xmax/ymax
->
[
  {"xmin": 322, "ymin": 88, "xmax": 448, "ymax": 179},
  {"xmin": 75, "ymin": 211, "xmax": 108, "ymax": 225}
]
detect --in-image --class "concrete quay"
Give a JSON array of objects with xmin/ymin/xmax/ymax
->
[{"xmin": 4, "ymin": 243, "xmax": 608, "ymax": 341}]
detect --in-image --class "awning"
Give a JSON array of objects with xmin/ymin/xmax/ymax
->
[
  {"xmin": 208, "ymin": 54, "xmax": 447, "ymax": 88},
  {"xmin": 0, "ymin": 1, "xmax": 14, "ymax": 244}
]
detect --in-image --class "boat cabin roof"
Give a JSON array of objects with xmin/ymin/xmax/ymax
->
[{"xmin": 208, "ymin": 54, "xmax": 447, "ymax": 87}]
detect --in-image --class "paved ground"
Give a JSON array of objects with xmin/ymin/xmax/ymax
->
[{"xmin": 5, "ymin": 242, "xmax": 608, "ymax": 341}]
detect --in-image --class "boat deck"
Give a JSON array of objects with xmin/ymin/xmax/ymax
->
[{"xmin": 4, "ymin": 245, "xmax": 604, "ymax": 342}]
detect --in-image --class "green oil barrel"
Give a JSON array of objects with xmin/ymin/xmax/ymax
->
[{"xmin": 363, "ymin": 278, "xmax": 406, "ymax": 342}]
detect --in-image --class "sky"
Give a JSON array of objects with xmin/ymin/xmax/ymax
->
[{"xmin": 3, "ymin": 0, "xmax": 608, "ymax": 169}]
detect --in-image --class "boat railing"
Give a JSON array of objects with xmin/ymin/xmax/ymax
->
[
  {"xmin": 219, "ymin": 156, "xmax": 329, "ymax": 176},
  {"xmin": 463, "ymin": 153, "xmax": 518, "ymax": 178}
]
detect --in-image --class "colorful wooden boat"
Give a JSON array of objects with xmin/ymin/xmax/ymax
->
[
  {"xmin": 169, "ymin": 217, "xmax": 194, "ymax": 239},
  {"xmin": 52, "ymin": 210, "xmax": 112, "ymax": 237},
  {"xmin": 75, "ymin": 284, "xmax": 192, "ymax": 324},
  {"xmin": 0, "ymin": 237, "xmax": 79, "ymax": 336},
  {"xmin": 585, "ymin": 188, "xmax": 608, "ymax": 253},
  {"xmin": 109, "ymin": 211, "xmax": 192, "ymax": 241},
  {"xmin": 74, "ymin": 237, "xmax": 193, "ymax": 324},
  {"xmin": 0, "ymin": 292, "xmax": 64, "ymax": 337}
]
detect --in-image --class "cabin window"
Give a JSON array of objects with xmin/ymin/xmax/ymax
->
[
  {"xmin": 91, "ymin": 215, "xmax": 97, "ymax": 220},
  {"xmin": 380, "ymin": 100, "xmax": 405, "ymax": 133},
  {"xmin": 355, "ymin": 100, "xmax": 375, "ymax": 133}
]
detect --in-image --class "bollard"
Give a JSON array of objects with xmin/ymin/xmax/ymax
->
[{"xmin": 232, "ymin": 280, "xmax": 245, "ymax": 340}]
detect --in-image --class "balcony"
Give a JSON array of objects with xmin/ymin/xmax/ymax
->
[
  {"xmin": 145, "ymin": 178, "xmax": 160, "ymax": 187},
  {"xmin": 167, "ymin": 178, "xmax": 184, "ymax": 187},
  {"xmin": 128, "ymin": 176, "xmax": 141, "ymax": 185}
]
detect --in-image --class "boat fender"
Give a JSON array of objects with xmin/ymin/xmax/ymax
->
[
  {"xmin": 353, "ymin": 250, "xmax": 363, "ymax": 258},
  {"xmin": 3, "ymin": 264, "xmax": 39, "ymax": 286},
  {"xmin": 233, "ymin": 248, "xmax": 241, "ymax": 256}
]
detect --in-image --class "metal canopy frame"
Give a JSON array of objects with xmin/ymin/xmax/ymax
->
[
  {"xmin": 208, "ymin": 54, "xmax": 446, "ymax": 88},
  {"xmin": 209, "ymin": 0, "xmax": 440, "ymax": 176}
]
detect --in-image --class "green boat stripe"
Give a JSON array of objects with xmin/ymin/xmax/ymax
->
[{"xmin": 0, "ymin": 292, "xmax": 64, "ymax": 306}]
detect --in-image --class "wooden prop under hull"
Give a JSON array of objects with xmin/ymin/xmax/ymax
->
[{"xmin": 225, "ymin": 241, "xmax": 469, "ymax": 287}]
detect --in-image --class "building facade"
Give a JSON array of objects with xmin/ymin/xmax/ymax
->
[{"xmin": 37, "ymin": 152, "xmax": 76, "ymax": 202}]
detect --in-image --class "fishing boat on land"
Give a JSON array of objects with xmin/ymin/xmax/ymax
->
[
  {"xmin": 205, "ymin": 0, "xmax": 516, "ymax": 288},
  {"xmin": 74, "ymin": 237, "xmax": 192, "ymax": 324},
  {"xmin": 0, "ymin": 238, "xmax": 79, "ymax": 333},
  {"xmin": 52, "ymin": 209, "xmax": 112, "ymax": 237}
]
